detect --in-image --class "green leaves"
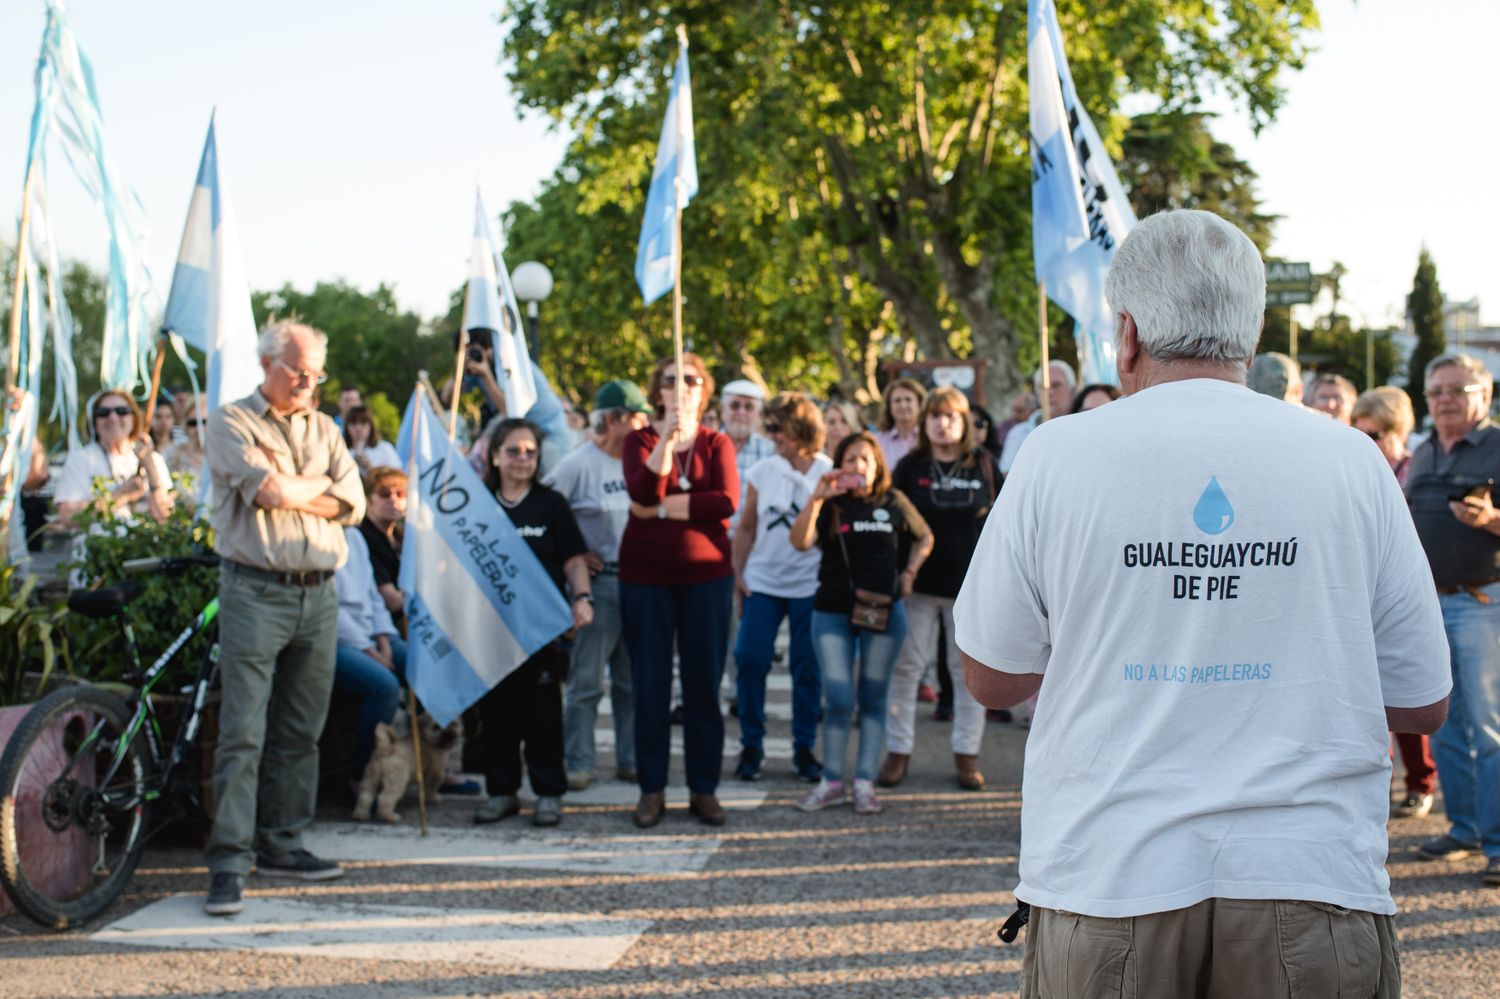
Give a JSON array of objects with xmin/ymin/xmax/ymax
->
[{"xmin": 0, "ymin": 563, "xmax": 71, "ymax": 708}]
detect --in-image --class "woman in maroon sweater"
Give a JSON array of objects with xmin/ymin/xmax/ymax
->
[{"xmin": 620, "ymin": 352, "xmax": 739, "ymax": 828}]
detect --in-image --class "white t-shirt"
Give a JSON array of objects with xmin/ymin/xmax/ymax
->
[
  {"xmin": 954, "ymin": 378, "xmax": 1450, "ymax": 918},
  {"xmin": 742, "ymin": 452, "xmax": 833, "ymax": 599},
  {"xmin": 54, "ymin": 442, "xmax": 172, "ymax": 518},
  {"xmin": 543, "ymin": 442, "xmax": 631, "ymax": 564},
  {"xmin": 351, "ymin": 440, "xmax": 401, "ymax": 471}
]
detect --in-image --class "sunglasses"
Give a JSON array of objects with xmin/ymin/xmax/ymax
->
[
  {"xmin": 502, "ymin": 446, "xmax": 538, "ymax": 458},
  {"xmin": 186, "ymin": 419, "xmax": 203, "ymax": 429},
  {"xmin": 763, "ymin": 421, "xmax": 782, "ymax": 434},
  {"xmin": 95, "ymin": 406, "xmax": 131, "ymax": 419},
  {"xmin": 1363, "ymin": 429, "xmax": 1383, "ymax": 441},
  {"xmin": 660, "ymin": 374, "xmax": 706, "ymax": 388},
  {"xmin": 726, "ymin": 399, "xmax": 757, "ymax": 411}
]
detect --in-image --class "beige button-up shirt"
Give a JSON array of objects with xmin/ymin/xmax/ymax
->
[{"xmin": 207, "ymin": 389, "xmax": 366, "ymax": 572}]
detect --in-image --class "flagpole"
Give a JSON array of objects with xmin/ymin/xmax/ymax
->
[
  {"xmin": 1038, "ymin": 281, "xmax": 1052, "ymax": 422},
  {"xmin": 140, "ymin": 335, "xmax": 170, "ymax": 440},
  {"xmin": 410, "ymin": 379, "xmax": 432, "ymax": 837},
  {"xmin": 671, "ymin": 24, "xmax": 689, "ymax": 419},
  {"xmin": 1, "ymin": 162, "xmax": 40, "ymax": 544}
]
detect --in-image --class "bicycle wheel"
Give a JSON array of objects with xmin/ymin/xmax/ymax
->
[{"xmin": 0, "ymin": 684, "xmax": 155, "ymax": 929}]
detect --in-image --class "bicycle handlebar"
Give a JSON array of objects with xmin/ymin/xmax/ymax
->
[{"xmin": 120, "ymin": 555, "xmax": 220, "ymax": 574}]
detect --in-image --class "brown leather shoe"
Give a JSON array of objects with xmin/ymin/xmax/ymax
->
[
  {"xmin": 876, "ymin": 752, "xmax": 910, "ymax": 788},
  {"xmin": 954, "ymin": 753, "xmax": 985, "ymax": 791},
  {"xmin": 688, "ymin": 792, "xmax": 726, "ymax": 826},
  {"xmin": 633, "ymin": 791, "xmax": 666, "ymax": 828}
]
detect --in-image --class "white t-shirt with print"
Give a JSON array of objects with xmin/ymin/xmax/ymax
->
[
  {"xmin": 54, "ymin": 442, "xmax": 172, "ymax": 516},
  {"xmin": 954, "ymin": 378, "xmax": 1450, "ymax": 918},
  {"xmin": 543, "ymin": 441, "xmax": 631, "ymax": 564},
  {"xmin": 742, "ymin": 452, "xmax": 833, "ymax": 599}
]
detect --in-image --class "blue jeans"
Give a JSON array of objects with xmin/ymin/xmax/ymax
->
[
  {"xmin": 1434, "ymin": 583, "xmax": 1500, "ymax": 858},
  {"xmin": 333, "ymin": 637, "xmax": 408, "ymax": 780},
  {"xmin": 736, "ymin": 592, "xmax": 820, "ymax": 751},
  {"xmin": 811, "ymin": 605, "xmax": 908, "ymax": 783},
  {"xmin": 564, "ymin": 573, "xmax": 635, "ymax": 776},
  {"xmin": 621, "ymin": 575, "xmax": 734, "ymax": 795}
]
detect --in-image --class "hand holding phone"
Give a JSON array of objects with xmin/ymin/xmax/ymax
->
[{"xmin": 835, "ymin": 471, "xmax": 866, "ymax": 492}]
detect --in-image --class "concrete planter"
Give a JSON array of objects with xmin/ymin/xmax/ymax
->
[{"xmin": 0, "ymin": 701, "xmax": 96, "ymax": 919}]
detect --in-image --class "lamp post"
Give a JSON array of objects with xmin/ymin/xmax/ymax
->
[{"xmin": 511, "ymin": 261, "xmax": 554, "ymax": 356}]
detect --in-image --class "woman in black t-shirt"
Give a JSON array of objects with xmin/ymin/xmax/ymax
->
[
  {"xmin": 885, "ymin": 387, "xmax": 1000, "ymax": 791},
  {"xmin": 789, "ymin": 431, "xmax": 932, "ymax": 816},
  {"xmin": 474, "ymin": 419, "xmax": 594, "ymax": 828}
]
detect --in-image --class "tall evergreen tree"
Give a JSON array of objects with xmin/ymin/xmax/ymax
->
[{"xmin": 1406, "ymin": 247, "xmax": 1445, "ymax": 423}]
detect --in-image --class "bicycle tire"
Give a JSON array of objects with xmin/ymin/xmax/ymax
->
[{"xmin": 0, "ymin": 684, "xmax": 155, "ymax": 929}]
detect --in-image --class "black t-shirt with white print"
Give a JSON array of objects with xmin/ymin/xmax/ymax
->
[
  {"xmin": 495, "ymin": 483, "xmax": 589, "ymax": 593},
  {"xmin": 891, "ymin": 449, "xmax": 997, "ymax": 598},
  {"xmin": 813, "ymin": 491, "xmax": 922, "ymax": 614}
]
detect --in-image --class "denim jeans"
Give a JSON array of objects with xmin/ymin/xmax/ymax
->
[
  {"xmin": 811, "ymin": 604, "xmax": 908, "ymax": 783},
  {"xmin": 564, "ymin": 573, "xmax": 635, "ymax": 776},
  {"xmin": 621, "ymin": 575, "xmax": 734, "ymax": 795},
  {"xmin": 735, "ymin": 592, "xmax": 820, "ymax": 751},
  {"xmin": 1433, "ymin": 582, "xmax": 1500, "ymax": 858},
  {"xmin": 333, "ymin": 637, "xmax": 407, "ymax": 779}
]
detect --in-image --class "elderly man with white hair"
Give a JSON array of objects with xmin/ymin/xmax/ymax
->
[
  {"xmin": 997, "ymin": 359, "xmax": 1076, "ymax": 475},
  {"xmin": 202, "ymin": 320, "xmax": 366, "ymax": 916},
  {"xmin": 955, "ymin": 210, "xmax": 1450, "ymax": 996}
]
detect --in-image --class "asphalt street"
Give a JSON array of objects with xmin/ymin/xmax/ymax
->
[{"xmin": 3, "ymin": 670, "xmax": 1499, "ymax": 998}]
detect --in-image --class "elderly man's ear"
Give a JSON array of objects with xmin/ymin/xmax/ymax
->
[{"xmin": 1116, "ymin": 311, "xmax": 1141, "ymax": 375}]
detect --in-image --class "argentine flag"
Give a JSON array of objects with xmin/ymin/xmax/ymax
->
[
  {"xmin": 634, "ymin": 30, "xmax": 697, "ymax": 305},
  {"xmin": 1029, "ymin": 0, "xmax": 1135, "ymax": 384},
  {"xmin": 399, "ymin": 388, "xmax": 574, "ymax": 727},
  {"xmin": 463, "ymin": 189, "xmax": 537, "ymax": 417},
  {"xmin": 162, "ymin": 115, "xmax": 260, "ymax": 412}
]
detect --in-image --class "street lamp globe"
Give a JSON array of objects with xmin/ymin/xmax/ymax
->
[{"xmin": 512, "ymin": 261, "xmax": 553, "ymax": 309}]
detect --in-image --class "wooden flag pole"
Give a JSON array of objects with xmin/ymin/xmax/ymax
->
[
  {"xmin": 1038, "ymin": 281, "xmax": 1052, "ymax": 423},
  {"xmin": 140, "ymin": 335, "xmax": 170, "ymax": 440},
  {"xmin": 411, "ymin": 378, "xmax": 438, "ymax": 836},
  {"xmin": 1, "ymin": 162, "xmax": 40, "ymax": 544},
  {"xmin": 448, "ymin": 326, "xmax": 468, "ymax": 444},
  {"xmin": 671, "ymin": 24, "xmax": 690, "ymax": 422}
]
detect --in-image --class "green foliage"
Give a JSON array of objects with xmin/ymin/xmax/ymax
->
[
  {"xmin": 65, "ymin": 496, "xmax": 217, "ymax": 684},
  {"xmin": 498, "ymin": 0, "xmax": 1317, "ymax": 404},
  {"xmin": 1406, "ymin": 247, "xmax": 1445, "ymax": 423},
  {"xmin": 0, "ymin": 563, "xmax": 73, "ymax": 708}
]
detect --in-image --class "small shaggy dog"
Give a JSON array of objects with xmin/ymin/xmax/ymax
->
[{"xmin": 353, "ymin": 708, "xmax": 463, "ymax": 823}]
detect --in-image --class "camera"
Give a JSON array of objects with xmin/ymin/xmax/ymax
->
[{"xmin": 466, "ymin": 346, "xmax": 485, "ymax": 364}]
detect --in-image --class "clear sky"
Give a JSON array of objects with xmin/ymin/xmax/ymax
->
[{"xmin": 1, "ymin": 0, "xmax": 1495, "ymax": 331}]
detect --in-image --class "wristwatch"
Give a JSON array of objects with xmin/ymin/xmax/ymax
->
[
  {"xmin": 657, "ymin": 505, "xmax": 668, "ymax": 519},
  {"xmin": 572, "ymin": 592, "xmax": 594, "ymax": 605}
]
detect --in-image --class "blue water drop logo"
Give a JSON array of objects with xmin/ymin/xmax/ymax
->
[{"xmin": 1192, "ymin": 477, "xmax": 1235, "ymax": 535}]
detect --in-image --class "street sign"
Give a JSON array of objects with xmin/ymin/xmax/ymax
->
[{"xmin": 1266, "ymin": 260, "xmax": 1314, "ymax": 306}]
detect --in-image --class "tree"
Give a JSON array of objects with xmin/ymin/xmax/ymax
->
[
  {"xmin": 499, "ymin": 1, "xmax": 1318, "ymax": 405},
  {"xmin": 1405, "ymin": 247, "xmax": 1445, "ymax": 423}
]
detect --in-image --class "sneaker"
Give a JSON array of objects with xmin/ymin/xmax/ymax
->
[
  {"xmin": 1485, "ymin": 856, "xmax": 1500, "ymax": 886},
  {"xmin": 254, "ymin": 849, "xmax": 344, "ymax": 882},
  {"xmin": 1417, "ymin": 833, "xmax": 1481, "ymax": 861},
  {"xmin": 533, "ymin": 795, "xmax": 563, "ymax": 827},
  {"xmin": 1392, "ymin": 793, "xmax": 1435, "ymax": 819},
  {"xmin": 852, "ymin": 778, "xmax": 882, "ymax": 814},
  {"xmin": 734, "ymin": 745, "xmax": 764, "ymax": 781},
  {"xmin": 567, "ymin": 771, "xmax": 592, "ymax": 792},
  {"xmin": 204, "ymin": 872, "xmax": 245, "ymax": 916},
  {"xmin": 792, "ymin": 745, "xmax": 823, "ymax": 783},
  {"xmin": 796, "ymin": 779, "xmax": 847, "ymax": 812},
  {"xmin": 916, "ymin": 683, "xmax": 938, "ymax": 704},
  {"xmin": 475, "ymin": 793, "xmax": 521, "ymax": 824}
]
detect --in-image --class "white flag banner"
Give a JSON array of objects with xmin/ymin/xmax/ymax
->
[{"xmin": 461, "ymin": 189, "xmax": 537, "ymax": 417}]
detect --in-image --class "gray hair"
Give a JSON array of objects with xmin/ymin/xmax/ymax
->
[
  {"xmin": 1033, "ymin": 360, "xmax": 1077, "ymax": 391},
  {"xmin": 257, "ymin": 320, "xmax": 328, "ymax": 361},
  {"xmin": 1105, "ymin": 210, "xmax": 1265, "ymax": 365},
  {"xmin": 1424, "ymin": 352, "xmax": 1493, "ymax": 387}
]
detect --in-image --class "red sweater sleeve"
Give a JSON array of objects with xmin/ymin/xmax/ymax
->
[
  {"xmin": 623, "ymin": 428, "xmax": 668, "ymax": 505},
  {"xmin": 688, "ymin": 431, "xmax": 739, "ymax": 522}
]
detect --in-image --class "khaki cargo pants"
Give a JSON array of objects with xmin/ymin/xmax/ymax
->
[{"xmin": 1021, "ymin": 898, "xmax": 1400, "ymax": 998}]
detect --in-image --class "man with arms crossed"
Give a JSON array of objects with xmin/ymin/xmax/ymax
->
[
  {"xmin": 956, "ymin": 210, "xmax": 1450, "ymax": 996},
  {"xmin": 203, "ymin": 321, "xmax": 366, "ymax": 915}
]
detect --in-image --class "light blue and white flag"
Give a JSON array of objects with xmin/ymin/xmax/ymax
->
[
  {"xmin": 462, "ymin": 189, "xmax": 537, "ymax": 417},
  {"xmin": 0, "ymin": 392, "xmax": 38, "ymax": 538},
  {"xmin": 398, "ymin": 388, "xmax": 574, "ymax": 727},
  {"xmin": 634, "ymin": 30, "xmax": 697, "ymax": 305},
  {"xmin": 1029, "ymin": 0, "xmax": 1135, "ymax": 385},
  {"xmin": 26, "ymin": 0, "xmax": 159, "ymax": 396},
  {"xmin": 162, "ymin": 114, "xmax": 260, "ymax": 415}
]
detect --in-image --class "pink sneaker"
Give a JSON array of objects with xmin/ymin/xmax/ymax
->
[
  {"xmin": 796, "ymin": 779, "xmax": 847, "ymax": 812},
  {"xmin": 852, "ymin": 779, "xmax": 882, "ymax": 814}
]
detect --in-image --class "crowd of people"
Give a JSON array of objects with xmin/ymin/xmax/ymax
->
[{"xmin": 5, "ymin": 224, "xmax": 1495, "ymax": 943}]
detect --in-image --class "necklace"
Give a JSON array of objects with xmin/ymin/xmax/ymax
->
[
  {"xmin": 672, "ymin": 432, "xmax": 697, "ymax": 491},
  {"xmin": 929, "ymin": 456, "xmax": 976, "ymax": 508},
  {"xmin": 498, "ymin": 485, "xmax": 530, "ymax": 509}
]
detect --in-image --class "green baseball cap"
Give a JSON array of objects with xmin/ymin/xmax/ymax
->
[{"xmin": 593, "ymin": 379, "xmax": 652, "ymax": 414}]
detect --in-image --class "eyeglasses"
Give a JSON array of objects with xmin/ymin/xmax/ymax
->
[
  {"xmin": 1424, "ymin": 384, "xmax": 1483, "ymax": 400},
  {"xmin": 502, "ymin": 446, "xmax": 538, "ymax": 458},
  {"xmin": 375, "ymin": 489, "xmax": 407, "ymax": 500},
  {"xmin": 726, "ymin": 399, "xmax": 757, "ymax": 411},
  {"xmin": 763, "ymin": 421, "xmax": 782, "ymax": 434},
  {"xmin": 186, "ymin": 419, "xmax": 203, "ymax": 429},
  {"xmin": 95, "ymin": 406, "xmax": 131, "ymax": 419},
  {"xmin": 659, "ymin": 374, "xmax": 706, "ymax": 388},
  {"xmin": 273, "ymin": 358, "xmax": 329, "ymax": 385}
]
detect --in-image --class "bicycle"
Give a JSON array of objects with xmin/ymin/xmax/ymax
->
[{"xmin": 0, "ymin": 554, "xmax": 221, "ymax": 929}]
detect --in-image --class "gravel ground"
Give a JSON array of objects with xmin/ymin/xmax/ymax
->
[{"xmin": 3, "ymin": 683, "xmax": 1497, "ymax": 997}]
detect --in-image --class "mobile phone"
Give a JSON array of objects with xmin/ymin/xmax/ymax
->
[
  {"xmin": 836, "ymin": 471, "xmax": 866, "ymax": 491},
  {"xmin": 1448, "ymin": 480, "xmax": 1494, "ymax": 503}
]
